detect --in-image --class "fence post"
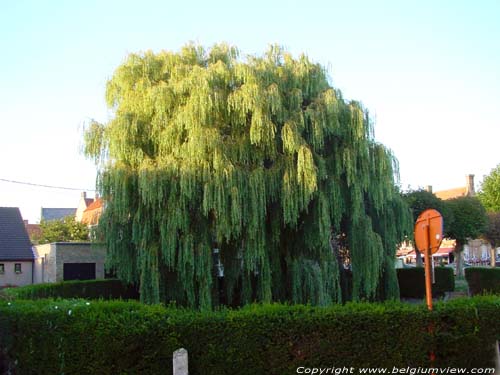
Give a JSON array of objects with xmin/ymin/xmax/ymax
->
[{"xmin": 173, "ymin": 348, "xmax": 188, "ymax": 375}]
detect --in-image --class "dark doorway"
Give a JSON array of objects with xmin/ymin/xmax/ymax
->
[{"xmin": 63, "ymin": 263, "xmax": 96, "ymax": 281}]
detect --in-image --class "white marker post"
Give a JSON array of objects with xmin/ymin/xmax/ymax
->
[{"xmin": 173, "ymin": 348, "xmax": 188, "ymax": 375}]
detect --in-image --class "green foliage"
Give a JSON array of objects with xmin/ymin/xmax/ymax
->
[
  {"xmin": 3, "ymin": 279, "xmax": 139, "ymax": 300},
  {"xmin": 403, "ymin": 189, "xmax": 453, "ymax": 236},
  {"xmin": 35, "ymin": 216, "xmax": 89, "ymax": 244},
  {"xmin": 397, "ymin": 267, "xmax": 455, "ymax": 298},
  {"xmin": 484, "ymin": 212, "xmax": 500, "ymax": 248},
  {"xmin": 445, "ymin": 197, "xmax": 488, "ymax": 245},
  {"xmin": 465, "ymin": 267, "xmax": 500, "ymax": 296},
  {"xmin": 0, "ymin": 298, "xmax": 499, "ymax": 374},
  {"xmin": 478, "ymin": 163, "xmax": 500, "ymax": 212},
  {"xmin": 84, "ymin": 43, "xmax": 412, "ymax": 308}
]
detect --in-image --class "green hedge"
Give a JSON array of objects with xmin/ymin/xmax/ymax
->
[
  {"xmin": 3, "ymin": 279, "xmax": 139, "ymax": 301},
  {"xmin": 397, "ymin": 267, "xmax": 455, "ymax": 298},
  {"xmin": 465, "ymin": 267, "xmax": 500, "ymax": 296},
  {"xmin": 0, "ymin": 297, "xmax": 499, "ymax": 374}
]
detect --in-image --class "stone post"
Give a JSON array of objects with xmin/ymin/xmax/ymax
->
[
  {"xmin": 495, "ymin": 341, "xmax": 500, "ymax": 374},
  {"xmin": 173, "ymin": 348, "xmax": 188, "ymax": 375}
]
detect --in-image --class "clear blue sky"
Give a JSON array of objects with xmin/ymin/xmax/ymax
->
[{"xmin": 1, "ymin": 0, "xmax": 499, "ymax": 223}]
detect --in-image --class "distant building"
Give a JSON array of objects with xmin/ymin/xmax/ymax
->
[
  {"xmin": 33, "ymin": 193, "xmax": 106, "ymax": 283},
  {"xmin": 40, "ymin": 207, "xmax": 77, "ymax": 222},
  {"xmin": 401, "ymin": 174, "xmax": 497, "ymax": 268},
  {"xmin": 433, "ymin": 174, "xmax": 475, "ymax": 200},
  {"xmin": 75, "ymin": 192, "xmax": 96, "ymax": 222},
  {"xmin": 432, "ymin": 175, "xmax": 494, "ymax": 265},
  {"xmin": 81, "ymin": 198, "xmax": 104, "ymax": 226},
  {"xmin": 397, "ymin": 239, "xmax": 455, "ymax": 265},
  {"xmin": 23, "ymin": 220, "xmax": 41, "ymax": 240},
  {"xmin": 34, "ymin": 242, "xmax": 106, "ymax": 283},
  {"xmin": 0, "ymin": 207, "xmax": 35, "ymax": 287}
]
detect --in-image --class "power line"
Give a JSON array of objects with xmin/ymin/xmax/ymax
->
[{"xmin": 0, "ymin": 178, "xmax": 96, "ymax": 192}]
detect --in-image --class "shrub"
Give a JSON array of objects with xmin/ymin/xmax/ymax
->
[
  {"xmin": 397, "ymin": 267, "xmax": 454, "ymax": 298},
  {"xmin": 3, "ymin": 279, "xmax": 139, "ymax": 300},
  {"xmin": 0, "ymin": 297, "xmax": 498, "ymax": 374},
  {"xmin": 465, "ymin": 267, "xmax": 500, "ymax": 296}
]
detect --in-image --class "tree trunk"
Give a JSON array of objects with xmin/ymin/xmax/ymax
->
[
  {"xmin": 455, "ymin": 240, "xmax": 464, "ymax": 278},
  {"xmin": 491, "ymin": 246, "xmax": 496, "ymax": 268},
  {"xmin": 415, "ymin": 248, "xmax": 423, "ymax": 267}
]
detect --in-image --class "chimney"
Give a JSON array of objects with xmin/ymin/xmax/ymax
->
[
  {"xmin": 425, "ymin": 185, "xmax": 433, "ymax": 193},
  {"xmin": 465, "ymin": 174, "xmax": 475, "ymax": 196}
]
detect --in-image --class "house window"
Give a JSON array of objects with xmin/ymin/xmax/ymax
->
[
  {"xmin": 0, "ymin": 264, "xmax": 4, "ymax": 274},
  {"xmin": 14, "ymin": 263, "xmax": 22, "ymax": 274}
]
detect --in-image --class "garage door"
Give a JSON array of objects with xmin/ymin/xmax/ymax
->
[{"xmin": 63, "ymin": 263, "xmax": 96, "ymax": 281}]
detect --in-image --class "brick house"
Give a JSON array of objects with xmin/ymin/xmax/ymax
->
[
  {"xmin": 433, "ymin": 174, "xmax": 476, "ymax": 200},
  {"xmin": 81, "ymin": 198, "xmax": 103, "ymax": 226},
  {"xmin": 75, "ymin": 192, "xmax": 97, "ymax": 222}
]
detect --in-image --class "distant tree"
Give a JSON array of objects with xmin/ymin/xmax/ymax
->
[
  {"xmin": 402, "ymin": 189, "xmax": 453, "ymax": 266},
  {"xmin": 483, "ymin": 212, "xmax": 500, "ymax": 266},
  {"xmin": 34, "ymin": 216, "xmax": 89, "ymax": 244},
  {"xmin": 445, "ymin": 197, "xmax": 488, "ymax": 276},
  {"xmin": 478, "ymin": 164, "xmax": 500, "ymax": 212}
]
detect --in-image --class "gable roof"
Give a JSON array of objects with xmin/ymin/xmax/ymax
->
[
  {"xmin": 81, "ymin": 198, "xmax": 103, "ymax": 225},
  {"xmin": 41, "ymin": 207, "xmax": 77, "ymax": 221},
  {"xmin": 0, "ymin": 207, "xmax": 34, "ymax": 261},
  {"xmin": 84, "ymin": 198, "xmax": 103, "ymax": 212}
]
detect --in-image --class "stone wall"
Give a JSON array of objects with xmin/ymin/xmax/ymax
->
[{"xmin": 55, "ymin": 243, "xmax": 106, "ymax": 282}]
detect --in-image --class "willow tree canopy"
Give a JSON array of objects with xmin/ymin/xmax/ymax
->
[{"xmin": 84, "ymin": 43, "xmax": 411, "ymax": 308}]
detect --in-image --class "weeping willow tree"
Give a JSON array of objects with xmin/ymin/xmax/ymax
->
[{"xmin": 84, "ymin": 43, "xmax": 411, "ymax": 309}]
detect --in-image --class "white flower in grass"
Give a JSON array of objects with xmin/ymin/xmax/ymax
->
[
  {"xmin": 68, "ymin": 310, "xmax": 72, "ymax": 316},
  {"xmin": 54, "ymin": 306, "xmax": 58, "ymax": 309},
  {"xmin": 86, "ymin": 302, "xmax": 90, "ymax": 306}
]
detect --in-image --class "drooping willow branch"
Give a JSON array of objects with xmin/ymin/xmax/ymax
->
[{"xmin": 84, "ymin": 43, "xmax": 411, "ymax": 308}]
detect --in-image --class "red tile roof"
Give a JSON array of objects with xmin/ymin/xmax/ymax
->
[
  {"xmin": 81, "ymin": 198, "xmax": 103, "ymax": 225},
  {"xmin": 84, "ymin": 198, "xmax": 103, "ymax": 212}
]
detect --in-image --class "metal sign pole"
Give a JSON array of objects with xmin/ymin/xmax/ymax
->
[
  {"xmin": 425, "ymin": 223, "xmax": 433, "ymax": 310},
  {"xmin": 425, "ymin": 250, "xmax": 433, "ymax": 311}
]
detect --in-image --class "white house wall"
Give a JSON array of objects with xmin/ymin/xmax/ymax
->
[
  {"xmin": 33, "ymin": 243, "xmax": 57, "ymax": 283},
  {"xmin": 0, "ymin": 261, "xmax": 33, "ymax": 287}
]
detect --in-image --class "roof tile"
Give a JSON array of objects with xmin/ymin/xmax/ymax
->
[{"xmin": 0, "ymin": 207, "xmax": 34, "ymax": 261}]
